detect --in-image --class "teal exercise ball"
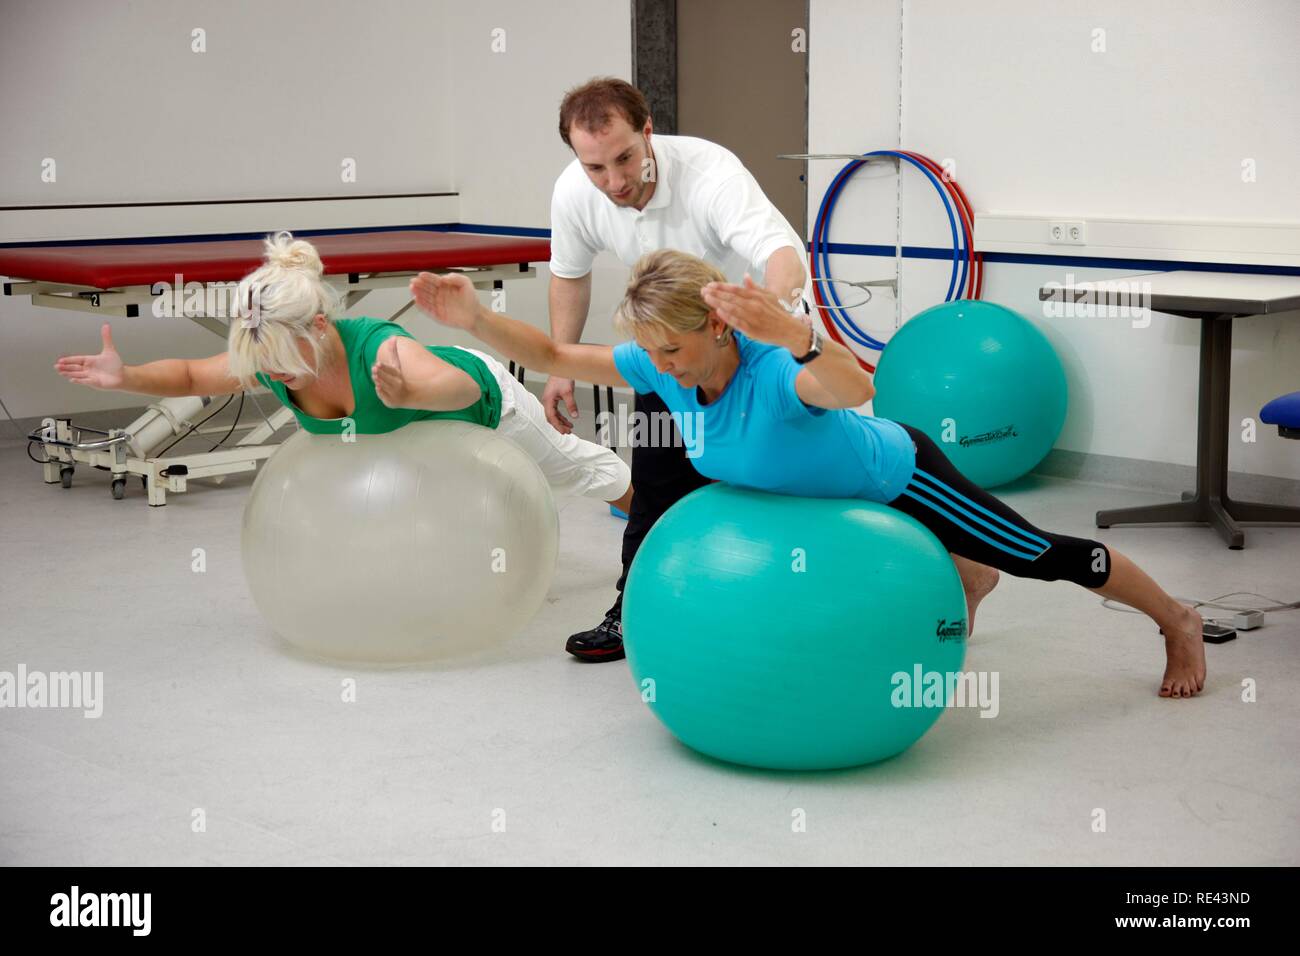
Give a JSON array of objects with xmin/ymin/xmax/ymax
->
[
  {"xmin": 623, "ymin": 484, "xmax": 968, "ymax": 771},
  {"xmin": 873, "ymin": 300, "xmax": 1067, "ymax": 488}
]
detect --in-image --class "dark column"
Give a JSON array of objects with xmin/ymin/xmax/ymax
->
[{"xmin": 633, "ymin": 0, "xmax": 676, "ymax": 134}]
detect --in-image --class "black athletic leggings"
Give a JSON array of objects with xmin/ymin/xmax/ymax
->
[
  {"xmin": 888, "ymin": 424, "xmax": 1111, "ymax": 589},
  {"xmin": 611, "ymin": 396, "xmax": 1111, "ymax": 606},
  {"xmin": 613, "ymin": 391, "xmax": 713, "ymax": 606}
]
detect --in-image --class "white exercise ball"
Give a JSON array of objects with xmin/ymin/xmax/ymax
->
[{"xmin": 241, "ymin": 421, "xmax": 558, "ymax": 663}]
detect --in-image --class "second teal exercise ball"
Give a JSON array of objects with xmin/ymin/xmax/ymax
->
[
  {"xmin": 623, "ymin": 484, "xmax": 968, "ymax": 771},
  {"xmin": 873, "ymin": 299, "xmax": 1068, "ymax": 488}
]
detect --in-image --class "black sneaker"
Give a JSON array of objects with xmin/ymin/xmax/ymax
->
[{"xmin": 566, "ymin": 604, "xmax": 624, "ymax": 662}]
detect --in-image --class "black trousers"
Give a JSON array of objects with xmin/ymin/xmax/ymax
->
[
  {"xmin": 610, "ymin": 400, "xmax": 1112, "ymax": 608},
  {"xmin": 613, "ymin": 390, "xmax": 713, "ymax": 605},
  {"xmin": 889, "ymin": 424, "xmax": 1112, "ymax": 589}
]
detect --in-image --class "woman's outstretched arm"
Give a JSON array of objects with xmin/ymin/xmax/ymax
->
[
  {"xmin": 409, "ymin": 272, "xmax": 628, "ymax": 389},
  {"xmin": 55, "ymin": 323, "xmax": 242, "ymax": 397}
]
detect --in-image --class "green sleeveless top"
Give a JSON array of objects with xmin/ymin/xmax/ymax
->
[{"xmin": 255, "ymin": 317, "xmax": 502, "ymax": 435}]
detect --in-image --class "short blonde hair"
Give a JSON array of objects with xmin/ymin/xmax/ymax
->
[
  {"xmin": 613, "ymin": 249, "xmax": 727, "ymax": 347},
  {"xmin": 226, "ymin": 231, "xmax": 343, "ymax": 390}
]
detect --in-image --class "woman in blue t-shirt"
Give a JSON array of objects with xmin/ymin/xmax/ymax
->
[{"xmin": 410, "ymin": 249, "xmax": 1207, "ymax": 699}]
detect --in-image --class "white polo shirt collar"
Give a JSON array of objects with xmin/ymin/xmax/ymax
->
[{"xmin": 640, "ymin": 139, "xmax": 673, "ymax": 213}]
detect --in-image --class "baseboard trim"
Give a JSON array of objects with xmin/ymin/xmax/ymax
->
[{"xmin": 1034, "ymin": 447, "xmax": 1300, "ymax": 504}]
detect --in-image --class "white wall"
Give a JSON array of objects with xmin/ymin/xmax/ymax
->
[
  {"xmin": 403, "ymin": 0, "xmax": 635, "ymax": 356},
  {"xmin": 810, "ymin": 0, "xmax": 1300, "ymax": 481},
  {"xmin": 0, "ymin": 0, "xmax": 454, "ymax": 204},
  {"xmin": 0, "ymin": 0, "xmax": 632, "ymax": 421},
  {"xmin": 302, "ymin": 0, "xmax": 637, "ymax": 359},
  {"xmin": 17, "ymin": 0, "xmax": 1293, "ymax": 486}
]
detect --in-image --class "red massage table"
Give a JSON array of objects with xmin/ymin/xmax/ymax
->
[{"xmin": 1, "ymin": 229, "xmax": 555, "ymax": 504}]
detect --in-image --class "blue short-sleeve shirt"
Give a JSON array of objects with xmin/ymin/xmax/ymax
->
[{"xmin": 612, "ymin": 332, "xmax": 916, "ymax": 503}]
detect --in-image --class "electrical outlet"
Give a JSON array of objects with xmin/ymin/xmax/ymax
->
[{"xmin": 1048, "ymin": 220, "xmax": 1087, "ymax": 245}]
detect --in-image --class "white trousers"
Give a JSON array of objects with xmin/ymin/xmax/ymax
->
[{"xmin": 459, "ymin": 348, "xmax": 631, "ymax": 501}]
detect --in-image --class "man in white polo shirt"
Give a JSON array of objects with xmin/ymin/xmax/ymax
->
[{"xmin": 546, "ymin": 77, "xmax": 810, "ymax": 662}]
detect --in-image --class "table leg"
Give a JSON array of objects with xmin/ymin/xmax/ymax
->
[
  {"xmin": 1205, "ymin": 496, "xmax": 1244, "ymax": 549},
  {"xmin": 607, "ymin": 386, "xmax": 617, "ymax": 450},
  {"xmin": 1223, "ymin": 495, "xmax": 1300, "ymax": 523},
  {"xmin": 591, "ymin": 384, "xmax": 621, "ymax": 450},
  {"xmin": 1096, "ymin": 314, "xmax": 1247, "ymax": 549}
]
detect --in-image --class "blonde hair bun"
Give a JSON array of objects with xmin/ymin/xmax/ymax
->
[
  {"xmin": 264, "ymin": 230, "xmax": 325, "ymax": 276},
  {"xmin": 225, "ymin": 232, "xmax": 341, "ymax": 390}
]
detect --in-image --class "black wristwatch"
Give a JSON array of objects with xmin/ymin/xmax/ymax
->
[{"xmin": 793, "ymin": 326, "xmax": 823, "ymax": 365}]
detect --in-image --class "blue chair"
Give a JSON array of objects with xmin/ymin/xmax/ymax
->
[{"xmin": 1261, "ymin": 391, "xmax": 1300, "ymax": 439}]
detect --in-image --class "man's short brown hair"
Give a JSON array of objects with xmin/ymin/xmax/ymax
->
[{"xmin": 558, "ymin": 77, "xmax": 651, "ymax": 147}]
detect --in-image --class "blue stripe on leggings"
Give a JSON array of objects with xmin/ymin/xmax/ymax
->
[
  {"xmin": 913, "ymin": 467, "xmax": 1052, "ymax": 551},
  {"xmin": 899, "ymin": 487, "xmax": 1044, "ymax": 561}
]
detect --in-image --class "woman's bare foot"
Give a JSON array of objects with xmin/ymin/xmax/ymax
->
[
  {"xmin": 1086, "ymin": 547, "xmax": 1208, "ymax": 699},
  {"xmin": 1157, "ymin": 604, "xmax": 1207, "ymax": 698},
  {"xmin": 951, "ymin": 556, "xmax": 999, "ymax": 638}
]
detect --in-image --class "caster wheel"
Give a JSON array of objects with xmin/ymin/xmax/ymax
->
[
  {"xmin": 111, "ymin": 478, "xmax": 126, "ymax": 500},
  {"xmin": 60, "ymin": 466, "xmax": 74, "ymax": 488}
]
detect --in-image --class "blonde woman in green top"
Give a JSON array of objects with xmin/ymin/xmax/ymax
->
[{"xmin": 53, "ymin": 232, "xmax": 633, "ymax": 510}]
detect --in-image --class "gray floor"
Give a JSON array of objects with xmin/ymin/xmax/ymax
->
[{"xmin": 2, "ymin": 421, "xmax": 1298, "ymax": 866}]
